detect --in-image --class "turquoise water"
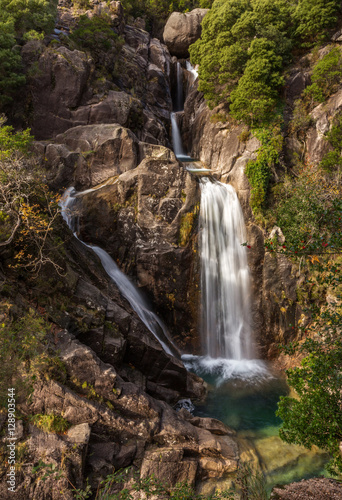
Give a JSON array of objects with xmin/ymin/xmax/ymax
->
[{"xmin": 185, "ymin": 359, "xmax": 329, "ymax": 494}]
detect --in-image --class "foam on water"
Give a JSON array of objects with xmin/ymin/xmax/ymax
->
[{"xmin": 182, "ymin": 354, "xmax": 271, "ymax": 386}]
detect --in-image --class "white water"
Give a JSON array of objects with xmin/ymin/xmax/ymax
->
[
  {"xmin": 200, "ymin": 178, "xmax": 252, "ymax": 359},
  {"xmin": 171, "ymin": 61, "xmax": 193, "ymax": 161},
  {"xmin": 182, "ymin": 355, "xmax": 270, "ymax": 386},
  {"xmin": 175, "ymin": 62, "xmax": 183, "ymax": 112},
  {"xmin": 59, "ymin": 187, "xmax": 177, "ymax": 357},
  {"xmin": 171, "ymin": 112, "xmax": 188, "ymax": 159},
  {"xmin": 186, "ymin": 61, "xmax": 198, "ymax": 83},
  {"xmin": 183, "ymin": 178, "xmax": 269, "ymax": 382}
]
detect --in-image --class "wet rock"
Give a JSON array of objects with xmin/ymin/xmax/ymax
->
[
  {"xmin": 77, "ymin": 145, "xmax": 201, "ymax": 347},
  {"xmin": 163, "ymin": 9, "xmax": 209, "ymax": 58}
]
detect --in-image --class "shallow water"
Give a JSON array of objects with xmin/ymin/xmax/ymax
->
[{"xmin": 184, "ymin": 358, "xmax": 329, "ymax": 494}]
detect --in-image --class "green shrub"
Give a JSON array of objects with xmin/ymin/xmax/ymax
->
[
  {"xmin": 304, "ymin": 47, "xmax": 342, "ymax": 104},
  {"xmin": 30, "ymin": 413, "xmax": 70, "ymax": 433},
  {"xmin": 293, "ymin": 0, "xmax": 340, "ymax": 45},
  {"xmin": 0, "ymin": 0, "xmax": 58, "ymax": 108},
  {"xmin": 320, "ymin": 114, "xmax": 342, "ymax": 173},
  {"xmin": 0, "ymin": 310, "xmax": 50, "ymax": 407},
  {"xmin": 289, "ymin": 98, "xmax": 313, "ymax": 135},
  {"xmin": 70, "ymin": 14, "xmax": 124, "ymax": 60},
  {"xmin": 191, "ymin": 0, "xmax": 340, "ymax": 124},
  {"xmin": 245, "ymin": 125, "xmax": 283, "ymax": 213},
  {"xmin": 238, "ymin": 127, "xmax": 250, "ymax": 142}
]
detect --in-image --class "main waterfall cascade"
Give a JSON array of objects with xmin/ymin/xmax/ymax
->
[
  {"xmin": 200, "ymin": 178, "xmax": 252, "ymax": 360},
  {"xmin": 59, "ymin": 188, "xmax": 178, "ymax": 358},
  {"xmin": 171, "ymin": 61, "xmax": 269, "ymax": 381}
]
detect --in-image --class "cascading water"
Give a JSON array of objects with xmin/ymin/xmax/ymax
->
[
  {"xmin": 186, "ymin": 61, "xmax": 198, "ymax": 83},
  {"xmin": 174, "ymin": 62, "xmax": 183, "ymax": 112},
  {"xmin": 200, "ymin": 178, "xmax": 252, "ymax": 360},
  {"xmin": 183, "ymin": 178, "xmax": 269, "ymax": 382},
  {"xmin": 170, "ymin": 61, "xmax": 193, "ymax": 162},
  {"xmin": 170, "ymin": 113, "xmax": 187, "ymax": 159},
  {"xmin": 59, "ymin": 187, "xmax": 178, "ymax": 358}
]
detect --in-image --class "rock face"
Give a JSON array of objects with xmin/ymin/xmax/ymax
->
[
  {"xmin": 23, "ymin": 22, "xmax": 172, "ymax": 145},
  {"xmin": 0, "ymin": 328, "xmax": 238, "ymax": 499},
  {"xmin": 163, "ymin": 9, "xmax": 209, "ymax": 58},
  {"xmin": 44, "ymin": 123, "xmax": 201, "ymax": 348}
]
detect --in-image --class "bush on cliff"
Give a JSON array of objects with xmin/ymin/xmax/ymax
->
[
  {"xmin": 70, "ymin": 14, "xmax": 124, "ymax": 61},
  {"xmin": 120, "ymin": 0, "xmax": 213, "ymax": 31},
  {"xmin": 0, "ymin": 0, "xmax": 57, "ymax": 109},
  {"xmin": 190, "ymin": 0, "xmax": 340, "ymax": 118},
  {"xmin": 0, "ymin": 117, "xmax": 62, "ymax": 273}
]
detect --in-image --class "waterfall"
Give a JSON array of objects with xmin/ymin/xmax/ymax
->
[
  {"xmin": 171, "ymin": 112, "xmax": 187, "ymax": 158},
  {"xmin": 175, "ymin": 62, "xmax": 183, "ymax": 112},
  {"xmin": 183, "ymin": 179, "xmax": 269, "ymax": 383},
  {"xmin": 186, "ymin": 61, "xmax": 198, "ymax": 83},
  {"xmin": 200, "ymin": 178, "xmax": 252, "ymax": 360},
  {"xmin": 171, "ymin": 61, "xmax": 192, "ymax": 161},
  {"xmin": 59, "ymin": 187, "xmax": 178, "ymax": 358}
]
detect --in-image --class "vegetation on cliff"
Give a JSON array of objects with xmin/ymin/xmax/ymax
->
[
  {"xmin": 190, "ymin": 0, "xmax": 341, "ymax": 214},
  {"xmin": 191, "ymin": 0, "xmax": 340, "ymax": 116},
  {"xmin": 0, "ymin": 118, "xmax": 61, "ymax": 273},
  {"xmin": 0, "ymin": 0, "xmax": 57, "ymax": 108},
  {"xmin": 121, "ymin": 0, "xmax": 212, "ymax": 27},
  {"xmin": 263, "ymin": 114, "xmax": 342, "ymax": 474}
]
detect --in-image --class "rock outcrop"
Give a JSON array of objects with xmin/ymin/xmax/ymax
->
[
  {"xmin": 42, "ymin": 123, "xmax": 201, "ymax": 349},
  {"xmin": 22, "ymin": 21, "xmax": 173, "ymax": 146},
  {"xmin": 0, "ymin": 329, "xmax": 238, "ymax": 499},
  {"xmin": 163, "ymin": 9, "xmax": 209, "ymax": 58}
]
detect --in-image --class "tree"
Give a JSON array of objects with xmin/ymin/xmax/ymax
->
[
  {"xmin": 0, "ymin": 117, "xmax": 62, "ymax": 275},
  {"xmin": 276, "ymin": 259, "xmax": 342, "ymax": 474},
  {"xmin": 0, "ymin": 0, "xmax": 57, "ymax": 108},
  {"xmin": 0, "ymin": 22, "xmax": 25, "ymax": 107},
  {"xmin": 190, "ymin": 0, "xmax": 340, "ymax": 118},
  {"xmin": 260, "ymin": 120, "xmax": 342, "ymax": 473},
  {"xmin": 293, "ymin": 0, "xmax": 341, "ymax": 44},
  {"xmin": 0, "ymin": 0, "xmax": 57, "ymax": 36}
]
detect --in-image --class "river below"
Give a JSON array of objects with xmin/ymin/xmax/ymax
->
[{"xmin": 184, "ymin": 359, "xmax": 329, "ymax": 496}]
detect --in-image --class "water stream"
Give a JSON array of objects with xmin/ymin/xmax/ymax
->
[
  {"xmin": 169, "ymin": 60, "xmax": 329, "ymax": 493},
  {"xmin": 200, "ymin": 178, "xmax": 252, "ymax": 360},
  {"xmin": 59, "ymin": 187, "xmax": 178, "ymax": 358}
]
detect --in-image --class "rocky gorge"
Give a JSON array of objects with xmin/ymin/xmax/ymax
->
[{"xmin": 1, "ymin": 0, "xmax": 342, "ymax": 498}]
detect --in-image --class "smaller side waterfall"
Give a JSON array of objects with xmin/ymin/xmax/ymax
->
[
  {"xmin": 186, "ymin": 61, "xmax": 198, "ymax": 83},
  {"xmin": 174, "ymin": 62, "xmax": 183, "ymax": 112},
  {"xmin": 171, "ymin": 61, "xmax": 193, "ymax": 161},
  {"xmin": 60, "ymin": 187, "xmax": 178, "ymax": 358},
  {"xmin": 171, "ymin": 113, "xmax": 187, "ymax": 158}
]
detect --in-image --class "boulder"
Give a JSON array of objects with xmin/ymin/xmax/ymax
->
[
  {"xmin": 163, "ymin": 9, "xmax": 209, "ymax": 58},
  {"xmin": 53, "ymin": 123, "xmax": 140, "ymax": 189}
]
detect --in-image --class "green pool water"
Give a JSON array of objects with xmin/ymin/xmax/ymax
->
[{"xmin": 184, "ymin": 357, "xmax": 329, "ymax": 495}]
